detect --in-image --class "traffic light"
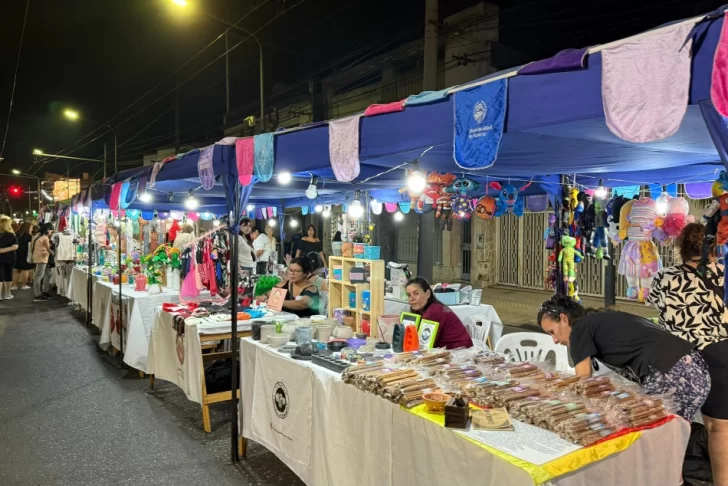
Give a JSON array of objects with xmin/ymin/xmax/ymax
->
[{"xmin": 8, "ymin": 186, "xmax": 23, "ymax": 198}]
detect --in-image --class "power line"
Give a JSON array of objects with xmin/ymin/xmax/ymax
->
[{"xmin": 0, "ymin": 0, "xmax": 31, "ymax": 159}]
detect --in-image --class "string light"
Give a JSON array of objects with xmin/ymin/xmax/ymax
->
[
  {"xmin": 306, "ymin": 176, "xmax": 318, "ymax": 199},
  {"xmin": 595, "ymin": 178, "xmax": 607, "ymax": 200},
  {"xmin": 314, "ymin": 204, "xmax": 323, "ymax": 213},
  {"xmin": 406, "ymin": 162, "xmax": 426, "ymax": 194},
  {"xmin": 348, "ymin": 190, "xmax": 364, "ymax": 219},
  {"xmin": 246, "ymin": 204, "xmax": 255, "ymax": 211},
  {"xmin": 394, "ymin": 211, "xmax": 404, "ymax": 222},
  {"xmin": 278, "ymin": 172, "xmax": 292, "ymax": 184},
  {"xmin": 322, "ymin": 204, "xmax": 331, "ymax": 218},
  {"xmin": 289, "ymin": 218, "xmax": 299, "ymax": 228},
  {"xmin": 656, "ymin": 187, "xmax": 671, "ymax": 217},
  {"xmin": 268, "ymin": 218, "xmax": 276, "ymax": 227},
  {"xmin": 139, "ymin": 192, "xmax": 153, "ymax": 203}
]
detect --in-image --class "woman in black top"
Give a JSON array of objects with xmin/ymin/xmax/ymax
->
[
  {"xmin": 538, "ymin": 294, "xmax": 710, "ymax": 422},
  {"xmin": 260, "ymin": 257, "xmax": 319, "ymax": 318},
  {"xmin": 13, "ymin": 222, "xmax": 34, "ymax": 290},
  {"xmin": 296, "ymin": 224, "xmax": 326, "ymax": 270},
  {"xmin": 0, "ymin": 216, "xmax": 19, "ymax": 300}
]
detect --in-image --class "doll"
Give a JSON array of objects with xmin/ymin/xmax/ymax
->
[
  {"xmin": 446, "ymin": 177, "xmax": 480, "ymax": 220},
  {"xmin": 558, "ymin": 235, "xmax": 582, "ymax": 283},
  {"xmin": 662, "ymin": 197, "xmax": 694, "ymax": 239},
  {"xmin": 490, "ymin": 181, "xmax": 532, "ymax": 217},
  {"xmin": 587, "ymin": 197, "xmax": 610, "ymax": 260},
  {"xmin": 616, "ymin": 198, "xmax": 663, "ymax": 302},
  {"xmin": 715, "ymin": 171, "xmax": 728, "ymax": 245}
]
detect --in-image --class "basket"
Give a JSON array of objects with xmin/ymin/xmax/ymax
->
[
  {"xmin": 435, "ymin": 291, "xmax": 460, "ymax": 306},
  {"xmin": 363, "ymin": 246, "xmax": 381, "ymax": 260},
  {"xmin": 353, "ymin": 243, "xmax": 368, "ymax": 258}
]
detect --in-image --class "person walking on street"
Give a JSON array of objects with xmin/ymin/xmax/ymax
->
[
  {"xmin": 32, "ymin": 223, "xmax": 54, "ymax": 301},
  {"xmin": 0, "ymin": 216, "xmax": 19, "ymax": 300},
  {"xmin": 13, "ymin": 222, "xmax": 34, "ymax": 290}
]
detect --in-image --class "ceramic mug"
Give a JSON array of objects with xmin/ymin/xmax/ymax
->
[
  {"xmin": 295, "ymin": 326, "xmax": 313, "ymax": 345},
  {"xmin": 333, "ymin": 325, "xmax": 353, "ymax": 340},
  {"xmin": 316, "ymin": 325, "xmax": 332, "ymax": 342},
  {"xmin": 310, "ymin": 315, "xmax": 326, "ymax": 323},
  {"xmin": 260, "ymin": 324, "xmax": 277, "ymax": 344}
]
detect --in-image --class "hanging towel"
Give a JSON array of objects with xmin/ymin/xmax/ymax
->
[
  {"xmin": 399, "ymin": 202, "xmax": 411, "ymax": 214},
  {"xmin": 253, "ymin": 133, "xmax": 275, "ymax": 182},
  {"xmin": 158, "ymin": 211, "xmax": 170, "ymax": 220},
  {"xmin": 385, "ymin": 202, "xmax": 398, "ymax": 213},
  {"xmin": 170, "ymin": 210, "xmax": 184, "ymax": 221},
  {"xmin": 118, "ymin": 182, "xmax": 131, "ymax": 210},
  {"xmin": 271, "ymin": 207, "xmax": 277, "ymax": 218},
  {"xmin": 235, "ymin": 138, "xmax": 255, "ymax": 186},
  {"xmin": 187, "ymin": 211, "xmax": 200, "ymax": 221},
  {"xmin": 124, "ymin": 178, "xmax": 138, "ymax": 207},
  {"xmin": 198, "ymin": 145, "xmax": 215, "ymax": 190},
  {"xmin": 453, "ymin": 79, "xmax": 507, "ymax": 170},
  {"xmin": 364, "ymin": 100, "xmax": 405, "ymax": 117},
  {"xmin": 126, "ymin": 209, "xmax": 141, "ymax": 220},
  {"xmin": 712, "ymin": 13, "xmax": 728, "ymax": 117},
  {"xmin": 371, "ymin": 200, "xmax": 383, "ymax": 215},
  {"xmin": 149, "ymin": 160, "xmax": 166, "ymax": 188},
  {"xmin": 216, "ymin": 136, "xmax": 238, "ymax": 146},
  {"xmin": 518, "ymin": 48, "xmax": 588, "ymax": 75},
  {"xmin": 685, "ymin": 182, "xmax": 714, "ymax": 199},
  {"xmin": 526, "ymin": 195, "xmax": 548, "ymax": 212},
  {"xmin": 109, "ymin": 183, "xmax": 123, "ymax": 211},
  {"xmin": 302, "ymin": 206, "xmax": 309, "ymax": 215},
  {"xmin": 142, "ymin": 210, "xmax": 154, "ymax": 221},
  {"xmin": 255, "ymin": 208, "xmax": 264, "ymax": 220},
  {"xmin": 602, "ymin": 21, "xmax": 695, "ymax": 143},
  {"xmin": 404, "ymin": 89, "xmax": 450, "ymax": 107},
  {"xmin": 328, "ymin": 114, "xmax": 362, "ymax": 182}
]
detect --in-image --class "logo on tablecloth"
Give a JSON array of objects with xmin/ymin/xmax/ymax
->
[
  {"xmin": 272, "ymin": 382, "xmax": 289, "ymax": 419},
  {"xmin": 473, "ymin": 101, "xmax": 487, "ymax": 123}
]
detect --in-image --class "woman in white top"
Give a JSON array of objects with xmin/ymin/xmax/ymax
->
[
  {"xmin": 237, "ymin": 218, "xmax": 255, "ymax": 271},
  {"xmin": 173, "ymin": 224, "xmax": 195, "ymax": 250},
  {"xmin": 253, "ymin": 224, "xmax": 275, "ymax": 262}
]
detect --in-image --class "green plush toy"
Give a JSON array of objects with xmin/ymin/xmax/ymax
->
[{"xmin": 558, "ymin": 235, "xmax": 583, "ymax": 283}]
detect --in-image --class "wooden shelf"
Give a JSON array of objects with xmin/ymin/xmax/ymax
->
[{"xmin": 328, "ymin": 255, "xmax": 384, "ymax": 338}]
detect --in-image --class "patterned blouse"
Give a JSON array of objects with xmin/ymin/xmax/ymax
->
[{"xmin": 647, "ymin": 263, "xmax": 728, "ymax": 350}]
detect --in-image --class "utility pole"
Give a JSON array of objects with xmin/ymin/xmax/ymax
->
[
  {"xmin": 417, "ymin": 0, "xmax": 438, "ymax": 283},
  {"xmin": 175, "ymin": 85, "xmax": 181, "ymax": 153},
  {"xmin": 224, "ymin": 32, "xmax": 231, "ymax": 128},
  {"xmin": 103, "ymin": 142, "xmax": 107, "ymax": 180}
]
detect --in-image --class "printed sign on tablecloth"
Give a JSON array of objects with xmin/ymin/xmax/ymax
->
[
  {"xmin": 109, "ymin": 294, "xmax": 131, "ymax": 351},
  {"xmin": 252, "ymin": 348, "xmax": 314, "ymax": 467},
  {"xmin": 453, "ymin": 79, "xmax": 507, "ymax": 170},
  {"xmin": 267, "ymin": 287, "xmax": 287, "ymax": 312}
]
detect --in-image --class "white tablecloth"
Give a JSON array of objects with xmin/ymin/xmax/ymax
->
[
  {"xmin": 384, "ymin": 298, "xmax": 504, "ymax": 345},
  {"xmin": 148, "ymin": 308, "xmax": 296, "ymax": 403},
  {"xmin": 240, "ymin": 338, "xmax": 689, "ymax": 486},
  {"xmin": 65, "ymin": 266, "xmax": 98, "ymax": 311}
]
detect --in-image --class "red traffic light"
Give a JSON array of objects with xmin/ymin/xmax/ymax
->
[{"xmin": 8, "ymin": 186, "xmax": 24, "ymax": 198}]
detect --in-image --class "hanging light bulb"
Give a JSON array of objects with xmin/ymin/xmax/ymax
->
[
  {"xmin": 322, "ymin": 204, "xmax": 331, "ymax": 218},
  {"xmin": 184, "ymin": 190, "xmax": 198, "ymax": 210},
  {"xmin": 595, "ymin": 178, "xmax": 607, "ymax": 200},
  {"xmin": 306, "ymin": 176, "xmax": 318, "ymax": 199},
  {"xmin": 656, "ymin": 188, "xmax": 671, "ymax": 217},
  {"xmin": 406, "ymin": 162, "xmax": 427, "ymax": 195},
  {"xmin": 278, "ymin": 172, "xmax": 292, "ymax": 184},
  {"xmin": 213, "ymin": 219, "xmax": 220, "ymax": 227},
  {"xmin": 394, "ymin": 211, "xmax": 404, "ymax": 222},
  {"xmin": 290, "ymin": 218, "xmax": 299, "ymax": 228},
  {"xmin": 268, "ymin": 218, "xmax": 276, "ymax": 227},
  {"xmin": 314, "ymin": 204, "xmax": 323, "ymax": 213},
  {"xmin": 246, "ymin": 204, "xmax": 255, "ymax": 212},
  {"xmin": 139, "ymin": 192, "xmax": 153, "ymax": 203},
  {"xmin": 167, "ymin": 192, "xmax": 174, "ymax": 202},
  {"xmin": 348, "ymin": 190, "xmax": 364, "ymax": 219}
]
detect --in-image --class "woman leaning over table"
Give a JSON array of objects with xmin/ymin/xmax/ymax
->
[
  {"xmin": 647, "ymin": 222, "xmax": 728, "ymax": 486},
  {"xmin": 0, "ymin": 216, "xmax": 19, "ymax": 300},
  {"xmin": 259, "ymin": 257, "xmax": 319, "ymax": 318}
]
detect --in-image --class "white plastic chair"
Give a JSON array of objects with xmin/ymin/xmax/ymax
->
[
  {"xmin": 494, "ymin": 332, "xmax": 572, "ymax": 371},
  {"xmin": 462, "ymin": 314, "xmax": 492, "ymax": 349}
]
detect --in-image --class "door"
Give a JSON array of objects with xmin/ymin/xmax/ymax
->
[{"xmin": 461, "ymin": 219, "xmax": 472, "ymax": 280}]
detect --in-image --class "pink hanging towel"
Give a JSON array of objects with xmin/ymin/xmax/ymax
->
[
  {"xmin": 235, "ymin": 138, "xmax": 254, "ymax": 186},
  {"xmin": 385, "ymin": 202, "xmax": 398, "ymax": 213},
  {"xmin": 109, "ymin": 183, "xmax": 122, "ymax": 211},
  {"xmin": 328, "ymin": 114, "xmax": 362, "ymax": 182},
  {"xmin": 713, "ymin": 13, "xmax": 728, "ymax": 116},
  {"xmin": 602, "ymin": 21, "xmax": 694, "ymax": 143},
  {"xmin": 364, "ymin": 100, "xmax": 405, "ymax": 117}
]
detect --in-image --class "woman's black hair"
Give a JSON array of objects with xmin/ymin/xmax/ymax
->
[
  {"xmin": 536, "ymin": 294, "xmax": 597, "ymax": 327},
  {"xmin": 38, "ymin": 223, "xmax": 54, "ymax": 236},
  {"xmin": 333, "ymin": 231, "xmax": 342, "ymax": 242},
  {"xmin": 289, "ymin": 257, "xmax": 312, "ymax": 277},
  {"xmin": 306, "ymin": 224, "xmax": 317, "ymax": 239},
  {"xmin": 405, "ymin": 277, "xmax": 438, "ymax": 307}
]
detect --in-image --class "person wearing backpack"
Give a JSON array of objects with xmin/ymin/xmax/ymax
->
[
  {"xmin": 0, "ymin": 216, "xmax": 19, "ymax": 300},
  {"xmin": 31, "ymin": 223, "xmax": 54, "ymax": 302}
]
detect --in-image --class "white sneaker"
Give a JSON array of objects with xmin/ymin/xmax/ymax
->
[
  {"xmin": 3, "ymin": 294, "xmax": 13, "ymax": 300},
  {"xmin": 22, "ymin": 286, "xmax": 31, "ymax": 290}
]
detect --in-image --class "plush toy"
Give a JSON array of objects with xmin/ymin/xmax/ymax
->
[
  {"xmin": 475, "ymin": 196, "xmax": 497, "ymax": 220},
  {"xmin": 568, "ymin": 188, "xmax": 580, "ymax": 225},
  {"xmin": 544, "ymin": 213, "xmax": 557, "ymax": 250},
  {"xmin": 490, "ymin": 181, "xmax": 532, "ymax": 217},
  {"xmin": 446, "ymin": 177, "xmax": 481, "ymax": 220},
  {"xmin": 589, "ymin": 197, "xmax": 611, "ymax": 260},
  {"xmin": 558, "ymin": 235, "xmax": 582, "ymax": 283},
  {"xmin": 662, "ymin": 197, "xmax": 694, "ymax": 239},
  {"xmin": 615, "ymin": 198, "xmax": 663, "ymax": 302},
  {"xmin": 715, "ymin": 171, "xmax": 728, "ymax": 245},
  {"xmin": 607, "ymin": 195, "xmax": 629, "ymax": 243},
  {"xmin": 419, "ymin": 172, "xmax": 456, "ymax": 213}
]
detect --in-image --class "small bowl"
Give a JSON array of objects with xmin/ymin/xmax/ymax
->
[
  {"xmin": 267, "ymin": 333, "xmax": 291, "ymax": 348},
  {"xmin": 327, "ymin": 340, "xmax": 348, "ymax": 352},
  {"xmin": 423, "ymin": 392, "xmax": 452, "ymax": 413},
  {"xmin": 310, "ymin": 315, "xmax": 327, "ymax": 323}
]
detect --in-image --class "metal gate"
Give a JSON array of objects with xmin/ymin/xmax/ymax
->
[
  {"xmin": 497, "ymin": 214, "xmax": 520, "ymax": 286},
  {"xmin": 461, "ymin": 219, "xmax": 472, "ymax": 280},
  {"xmin": 521, "ymin": 213, "xmax": 548, "ymax": 289}
]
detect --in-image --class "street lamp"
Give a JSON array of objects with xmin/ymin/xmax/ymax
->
[
  {"xmin": 170, "ymin": 0, "xmax": 264, "ymax": 131},
  {"xmin": 11, "ymin": 169, "xmax": 20, "ymax": 175},
  {"xmin": 62, "ymin": 108, "xmax": 116, "ymax": 177}
]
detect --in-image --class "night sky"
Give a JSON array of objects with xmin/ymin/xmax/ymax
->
[{"xmin": 0, "ymin": 0, "xmax": 723, "ymax": 206}]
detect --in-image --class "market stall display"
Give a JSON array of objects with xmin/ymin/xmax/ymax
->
[{"xmin": 328, "ymin": 256, "xmax": 384, "ymax": 337}]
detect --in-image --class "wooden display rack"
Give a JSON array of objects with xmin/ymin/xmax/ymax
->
[{"xmin": 328, "ymin": 256, "xmax": 385, "ymax": 337}]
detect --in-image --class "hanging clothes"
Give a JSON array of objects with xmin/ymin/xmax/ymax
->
[{"xmin": 328, "ymin": 114, "xmax": 362, "ymax": 182}]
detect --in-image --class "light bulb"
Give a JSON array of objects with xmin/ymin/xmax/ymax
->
[
  {"xmin": 246, "ymin": 204, "xmax": 255, "ymax": 211},
  {"xmin": 139, "ymin": 192, "xmax": 153, "ymax": 203},
  {"xmin": 394, "ymin": 211, "xmax": 404, "ymax": 222},
  {"xmin": 322, "ymin": 209, "xmax": 331, "ymax": 218},
  {"xmin": 406, "ymin": 170, "xmax": 427, "ymax": 194},
  {"xmin": 306, "ymin": 184, "xmax": 318, "ymax": 199},
  {"xmin": 595, "ymin": 186, "xmax": 607, "ymax": 200},
  {"xmin": 290, "ymin": 219, "xmax": 298, "ymax": 228},
  {"xmin": 656, "ymin": 192, "xmax": 671, "ymax": 217},
  {"xmin": 348, "ymin": 200, "xmax": 364, "ymax": 219},
  {"xmin": 213, "ymin": 219, "xmax": 220, "ymax": 227},
  {"xmin": 314, "ymin": 204, "xmax": 323, "ymax": 213},
  {"xmin": 185, "ymin": 194, "xmax": 198, "ymax": 210},
  {"xmin": 268, "ymin": 218, "xmax": 276, "ymax": 227},
  {"xmin": 278, "ymin": 172, "xmax": 292, "ymax": 184}
]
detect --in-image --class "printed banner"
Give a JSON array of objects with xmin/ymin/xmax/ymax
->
[
  {"xmin": 453, "ymin": 79, "xmax": 507, "ymax": 170},
  {"xmin": 252, "ymin": 348, "xmax": 314, "ymax": 467},
  {"xmin": 109, "ymin": 294, "xmax": 132, "ymax": 352}
]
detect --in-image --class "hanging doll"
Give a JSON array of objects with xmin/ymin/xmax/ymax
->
[
  {"xmin": 662, "ymin": 197, "xmax": 694, "ymax": 239},
  {"xmin": 558, "ymin": 235, "xmax": 582, "ymax": 283},
  {"xmin": 490, "ymin": 181, "xmax": 532, "ymax": 217},
  {"xmin": 589, "ymin": 196, "xmax": 611, "ymax": 260},
  {"xmin": 615, "ymin": 198, "xmax": 665, "ymax": 302},
  {"xmin": 446, "ymin": 177, "xmax": 480, "ymax": 221},
  {"xmin": 544, "ymin": 213, "xmax": 557, "ymax": 250},
  {"xmin": 419, "ymin": 172, "xmax": 456, "ymax": 212}
]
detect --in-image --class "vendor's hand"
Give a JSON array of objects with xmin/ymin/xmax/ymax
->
[
  {"xmin": 258, "ymin": 294, "xmax": 269, "ymax": 303},
  {"xmin": 284, "ymin": 254, "xmax": 292, "ymax": 266}
]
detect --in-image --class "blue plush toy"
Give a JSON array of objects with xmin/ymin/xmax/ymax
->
[
  {"xmin": 445, "ymin": 177, "xmax": 480, "ymax": 220},
  {"xmin": 489, "ymin": 181, "xmax": 532, "ymax": 217}
]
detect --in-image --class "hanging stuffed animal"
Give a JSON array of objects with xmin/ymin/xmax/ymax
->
[
  {"xmin": 607, "ymin": 195, "xmax": 628, "ymax": 242},
  {"xmin": 419, "ymin": 172, "xmax": 456, "ymax": 212},
  {"xmin": 715, "ymin": 171, "xmax": 728, "ymax": 245},
  {"xmin": 568, "ymin": 188, "xmax": 580, "ymax": 225},
  {"xmin": 475, "ymin": 196, "xmax": 497, "ymax": 220},
  {"xmin": 662, "ymin": 197, "xmax": 694, "ymax": 239},
  {"xmin": 490, "ymin": 181, "xmax": 532, "ymax": 217},
  {"xmin": 445, "ymin": 176, "xmax": 480, "ymax": 221},
  {"xmin": 589, "ymin": 197, "xmax": 611, "ymax": 260},
  {"xmin": 558, "ymin": 235, "xmax": 582, "ymax": 283}
]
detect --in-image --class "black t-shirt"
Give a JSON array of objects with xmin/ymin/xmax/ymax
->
[
  {"xmin": 569, "ymin": 311, "xmax": 694, "ymax": 379},
  {"xmin": 0, "ymin": 232, "xmax": 18, "ymax": 264}
]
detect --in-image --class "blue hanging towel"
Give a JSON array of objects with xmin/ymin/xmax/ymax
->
[
  {"xmin": 302, "ymin": 206, "xmax": 309, "ymax": 215},
  {"xmin": 453, "ymin": 79, "xmax": 507, "ymax": 170},
  {"xmin": 141, "ymin": 210, "xmax": 154, "ymax": 221},
  {"xmin": 126, "ymin": 209, "xmax": 141, "ymax": 220},
  {"xmin": 612, "ymin": 185, "xmax": 640, "ymax": 199},
  {"xmin": 253, "ymin": 133, "xmax": 275, "ymax": 182},
  {"xmin": 399, "ymin": 202, "xmax": 411, "ymax": 214},
  {"xmin": 404, "ymin": 89, "xmax": 450, "ymax": 107}
]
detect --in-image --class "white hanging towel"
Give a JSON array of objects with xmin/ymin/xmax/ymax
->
[
  {"xmin": 328, "ymin": 114, "xmax": 362, "ymax": 182},
  {"xmin": 601, "ymin": 21, "xmax": 695, "ymax": 143}
]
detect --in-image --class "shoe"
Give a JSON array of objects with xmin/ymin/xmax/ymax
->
[
  {"xmin": 3, "ymin": 294, "xmax": 13, "ymax": 300},
  {"xmin": 33, "ymin": 296, "xmax": 48, "ymax": 302},
  {"xmin": 42, "ymin": 292, "xmax": 52, "ymax": 298},
  {"xmin": 22, "ymin": 286, "xmax": 31, "ymax": 290}
]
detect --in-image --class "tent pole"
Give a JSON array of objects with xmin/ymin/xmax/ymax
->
[
  {"xmin": 604, "ymin": 240, "xmax": 616, "ymax": 307},
  {"xmin": 230, "ymin": 183, "xmax": 241, "ymax": 462},
  {"xmin": 87, "ymin": 205, "xmax": 94, "ymax": 327}
]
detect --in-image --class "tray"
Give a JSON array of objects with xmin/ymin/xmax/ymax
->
[{"xmin": 311, "ymin": 355, "xmax": 351, "ymax": 373}]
